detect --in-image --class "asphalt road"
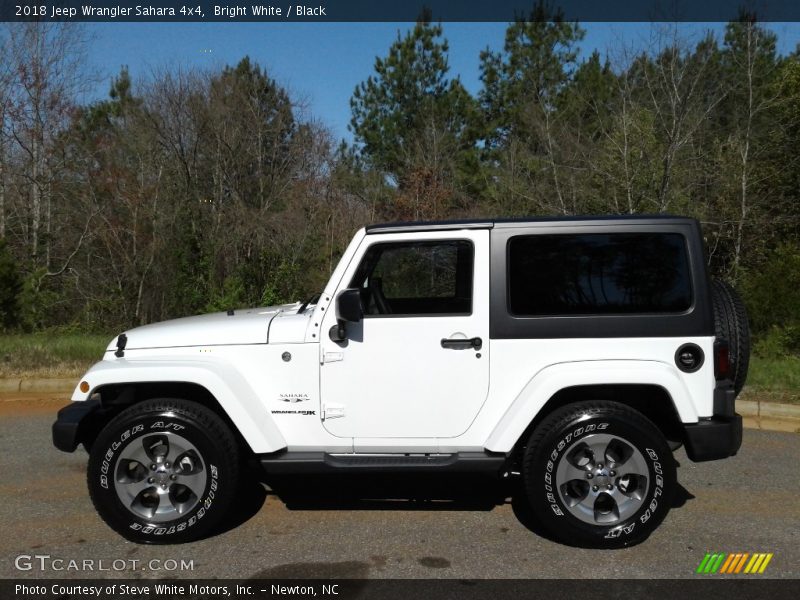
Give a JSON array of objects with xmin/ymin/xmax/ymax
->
[{"xmin": 1, "ymin": 396, "xmax": 798, "ymax": 580}]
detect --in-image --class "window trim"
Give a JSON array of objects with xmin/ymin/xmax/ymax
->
[
  {"xmin": 349, "ymin": 238, "xmax": 475, "ymax": 319},
  {"xmin": 505, "ymin": 231, "xmax": 695, "ymax": 318},
  {"xmin": 489, "ymin": 222, "xmax": 714, "ymax": 339}
]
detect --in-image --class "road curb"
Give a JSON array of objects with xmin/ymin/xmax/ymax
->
[
  {"xmin": 18, "ymin": 378, "xmax": 76, "ymax": 393},
  {"xmin": 0, "ymin": 378, "xmax": 23, "ymax": 392},
  {"xmin": 0, "ymin": 378, "xmax": 76, "ymax": 393},
  {"xmin": 737, "ymin": 400, "xmax": 800, "ymax": 419},
  {"xmin": 738, "ymin": 400, "xmax": 800, "ymax": 433}
]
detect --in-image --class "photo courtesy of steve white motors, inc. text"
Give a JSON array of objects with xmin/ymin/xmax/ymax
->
[
  {"xmin": 13, "ymin": 3, "xmax": 328, "ymax": 19},
  {"xmin": 15, "ymin": 583, "xmax": 340, "ymax": 597}
]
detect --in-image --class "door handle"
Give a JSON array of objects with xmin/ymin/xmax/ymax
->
[{"xmin": 441, "ymin": 337, "xmax": 482, "ymax": 350}]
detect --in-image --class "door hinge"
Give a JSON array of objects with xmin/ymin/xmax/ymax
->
[
  {"xmin": 322, "ymin": 404, "xmax": 345, "ymax": 420},
  {"xmin": 322, "ymin": 351, "xmax": 344, "ymax": 363}
]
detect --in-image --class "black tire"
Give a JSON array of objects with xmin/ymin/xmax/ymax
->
[
  {"xmin": 522, "ymin": 401, "xmax": 676, "ymax": 548},
  {"xmin": 87, "ymin": 398, "xmax": 239, "ymax": 544},
  {"xmin": 711, "ymin": 280, "xmax": 750, "ymax": 395}
]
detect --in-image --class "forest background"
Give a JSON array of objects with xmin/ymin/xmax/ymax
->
[{"xmin": 0, "ymin": 10, "xmax": 798, "ymax": 398}]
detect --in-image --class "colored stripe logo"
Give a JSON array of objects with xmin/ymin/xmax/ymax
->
[{"xmin": 696, "ymin": 552, "xmax": 773, "ymax": 574}]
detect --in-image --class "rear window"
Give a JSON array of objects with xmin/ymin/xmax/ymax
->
[{"xmin": 508, "ymin": 233, "xmax": 692, "ymax": 316}]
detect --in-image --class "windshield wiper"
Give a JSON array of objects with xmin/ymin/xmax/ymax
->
[{"xmin": 298, "ymin": 293, "xmax": 322, "ymax": 314}]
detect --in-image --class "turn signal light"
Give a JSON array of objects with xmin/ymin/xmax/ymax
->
[{"xmin": 79, "ymin": 381, "xmax": 90, "ymax": 393}]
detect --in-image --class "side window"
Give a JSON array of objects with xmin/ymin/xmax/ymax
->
[
  {"xmin": 350, "ymin": 240, "xmax": 473, "ymax": 316},
  {"xmin": 507, "ymin": 233, "xmax": 692, "ymax": 316}
]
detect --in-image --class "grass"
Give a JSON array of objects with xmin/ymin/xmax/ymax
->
[
  {"xmin": 741, "ymin": 355, "xmax": 800, "ymax": 405},
  {"xmin": 0, "ymin": 334, "xmax": 798, "ymax": 404},
  {"xmin": 0, "ymin": 333, "xmax": 111, "ymax": 379}
]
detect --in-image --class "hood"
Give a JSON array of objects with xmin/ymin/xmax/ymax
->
[{"xmin": 107, "ymin": 304, "xmax": 301, "ymax": 352}]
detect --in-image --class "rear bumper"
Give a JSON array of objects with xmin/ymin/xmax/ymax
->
[
  {"xmin": 683, "ymin": 414, "xmax": 743, "ymax": 462},
  {"xmin": 683, "ymin": 379, "xmax": 742, "ymax": 462},
  {"xmin": 52, "ymin": 400, "xmax": 102, "ymax": 452}
]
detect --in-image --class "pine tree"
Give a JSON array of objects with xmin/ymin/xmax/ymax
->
[{"xmin": 350, "ymin": 19, "xmax": 479, "ymax": 219}]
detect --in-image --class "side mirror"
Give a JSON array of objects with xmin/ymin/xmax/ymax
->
[{"xmin": 336, "ymin": 288, "xmax": 363, "ymax": 323}]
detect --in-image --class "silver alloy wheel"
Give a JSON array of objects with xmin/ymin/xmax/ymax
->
[
  {"xmin": 555, "ymin": 433, "xmax": 649, "ymax": 526},
  {"xmin": 114, "ymin": 432, "xmax": 207, "ymax": 523}
]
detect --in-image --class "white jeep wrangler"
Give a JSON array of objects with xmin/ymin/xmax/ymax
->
[{"xmin": 53, "ymin": 216, "xmax": 748, "ymax": 547}]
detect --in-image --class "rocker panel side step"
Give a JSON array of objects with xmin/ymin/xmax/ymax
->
[{"xmin": 258, "ymin": 451, "xmax": 507, "ymax": 474}]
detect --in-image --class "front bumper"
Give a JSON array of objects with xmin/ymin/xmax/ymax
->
[{"xmin": 52, "ymin": 400, "xmax": 103, "ymax": 452}]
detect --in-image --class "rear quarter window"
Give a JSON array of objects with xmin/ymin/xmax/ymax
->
[{"xmin": 508, "ymin": 233, "xmax": 692, "ymax": 316}]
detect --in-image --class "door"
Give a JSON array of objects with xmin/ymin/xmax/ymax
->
[{"xmin": 319, "ymin": 230, "xmax": 490, "ymax": 439}]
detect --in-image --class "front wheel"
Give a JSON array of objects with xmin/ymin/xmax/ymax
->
[
  {"xmin": 522, "ymin": 401, "xmax": 676, "ymax": 548},
  {"xmin": 87, "ymin": 398, "xmax": 239, "ymax": 543}
]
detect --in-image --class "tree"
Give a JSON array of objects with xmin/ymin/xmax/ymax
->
[
  {"xmin": 350, "ymin": 19, "xmax": 478, "ymax": 219},
  {"xmin": 478, "ymin": 5, "xmax": 585, "ymax": 215},
  {"xmin": 719, "ymin": 18, "xmax": 779, "ymax": 281},
  {"xmin": 479, "ymin": 4, "xmax": 584, "ymax": 149},
  {"xmin": 767, "ymin": 57, "xmax": 800, "ymax": 240},
  {"xmin": 4, "ymin": 23, "xmax": 93, "ymax": 266},
  {"xmin": 560, "ymin": 50, "xmax": 617, "ymax": 143},
  {"xmin": 100, "ymin": 69, "xmax": 163, "ymax": 323},
  {"xmin": 205, "ymin": 57, "xmax": 297, "ymax": 213},
  {"xmin": 0, "ymin": 31, "xmax": 10, "ymax": 238},
  {"xmin": 0, "ymin": 237, "xmax": 21, "ymax": 329},
  {"xmin": 199, "ymin": 58, "xmax": 318, "ymax": 310},
  {"xmin": 630, "ymin": 30, "xmax": 725, "ymax": 213}
]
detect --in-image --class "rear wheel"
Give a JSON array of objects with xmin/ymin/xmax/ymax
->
[
  {"xmin": 522, "ymin": 401, "xmax": 676, "ymax": 548},
  {"xmin": 87, "ymin": 398, "xmax": 239, "ymax": 543}
]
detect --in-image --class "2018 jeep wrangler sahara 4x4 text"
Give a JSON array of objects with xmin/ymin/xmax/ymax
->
[{"xmin": 53, "ymin": 215, "xmax": 748, "ymax": 548}]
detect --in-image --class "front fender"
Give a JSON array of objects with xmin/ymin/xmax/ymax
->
[
  {"xmin": 484, "ymin": 360, "xmax": 697, "ymax": 453},
  {"xmin": 71, "ymin": 357, "xmax": 286, "ymax": 453}
]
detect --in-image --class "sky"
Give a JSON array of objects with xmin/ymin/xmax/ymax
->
[{"xmin": 86, "ymin": 22, "xmax": 800, "ymax": 143}]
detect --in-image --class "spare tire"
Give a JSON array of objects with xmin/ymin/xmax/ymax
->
[{"xmin": 711, "ymin": 280, "xmax": 750, "ymax": 395}]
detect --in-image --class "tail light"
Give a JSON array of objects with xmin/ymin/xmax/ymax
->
[{"xmin": 714, "ymin": 340, "xmax": 731, "ymax": 380}]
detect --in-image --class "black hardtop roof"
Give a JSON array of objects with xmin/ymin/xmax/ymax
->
[{"xmin": 365, "ymin": 214, "xmax": 699, "ymax": 234}]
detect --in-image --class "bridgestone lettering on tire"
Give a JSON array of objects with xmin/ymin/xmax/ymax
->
[
  {"xmin": 87, "ymin": 398, "xmax": 239, "ymax": 544},
  {"xmin": 523, "ymin": 401, "xmax": 676, "ymax": 548},
  {"xmin": 711, "ymin": 280, "xmax": 750, "ymax": 395}
]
